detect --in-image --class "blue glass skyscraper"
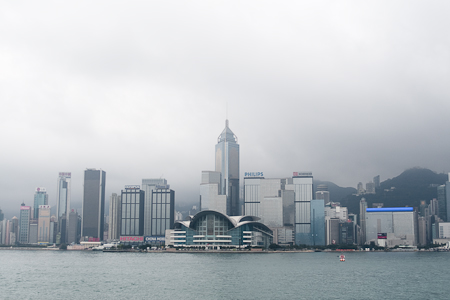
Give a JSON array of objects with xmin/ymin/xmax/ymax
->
[
  {"xmin": 215, "ymin": 120, "xmax": 240, "ymax": 216},
  {"xmin": 33, "ymin": 188, "xmax": 48, "ymax": 219}
]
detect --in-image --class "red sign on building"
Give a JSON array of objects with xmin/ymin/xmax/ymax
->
[{"xmin": 120, "ymin": 236, "xmax": 144, "ymax": 242}]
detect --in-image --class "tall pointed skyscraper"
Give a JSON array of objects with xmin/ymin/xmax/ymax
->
[{"xmin": 215, "ymin": 120, "xmax": 240, "ymax": 216}]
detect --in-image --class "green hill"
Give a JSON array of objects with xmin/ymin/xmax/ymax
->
[{"xmin": 339, "ymin": 168, "xmax": 448, "ymax": 215}]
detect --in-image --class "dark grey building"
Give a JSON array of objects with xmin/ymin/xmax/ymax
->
[
  {"xmin": 82, "ymin": 169, "xmax": 106, "ymax": 241},
  {"xmin": 339, "ymin": 221, "xmax": 355, "ymax": 245},
  {"xmin": 67, "ymin": 209, "xmax": 79, "ymax": 244},
  {"xmin": 148, "ymin": 186, "xmax": 175, "ymax": 237},
  {"xmin": 120, "ymin": 186, "xmax": 145, "ymax": 237}
]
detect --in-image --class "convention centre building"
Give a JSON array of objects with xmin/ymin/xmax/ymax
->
[{"xmin": 166, "ymin": 210, "xmax": 273, "ymax": 249}]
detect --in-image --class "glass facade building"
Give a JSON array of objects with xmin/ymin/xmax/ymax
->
[
  {"xmin": 120, "ymin": 187, "xmax": 145, "ymax": 237},
  {"xmin": 437, "ymin": 185, "xmax": 446, "ymax": 221},
  {"xmin": 215, "ymin": 120, "xmax": 240, "ymax": 216},
  {"xmin": 82, "ymin": 169, "xmax": 106, "ymax": 241},
  {"xmin": 286, "ymin": 173, "xmax": 313, "ymax": 245},
  {"xmin": 56, "ymin": 172, "xmax": 71, "ymax": 243},
  {"xmin": 244, "ymin": 176, "xmax": 295, "ymax": 244},
  {"xmin": 310, "ymin": 199, "xmax": 325, "ymax": 246},
  {"xmin": 359, "ymin": 198, "xmax": 367, "ymax": 245},
  {"xmin": 33, "ymin": 188, "xmax": 48, "ymax": 219},
  {"xmin": 141, "ymin": 179, "xmax": 174, "ymax": 237},
  {"xmin": 142, "ymin": 178, "xmax": 167, "ymax": 235},
  {"xmin": 19, "ymin": 205, "xmax": 31, "ymax": 244},
  {"xmin": 149, "ymin": 187, "xmax": 175, "ymax": 237}
]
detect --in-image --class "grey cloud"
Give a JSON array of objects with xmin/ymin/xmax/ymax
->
[{"xmin": 1, "ymin": 1, "xmax": 450, "ymax": 218}]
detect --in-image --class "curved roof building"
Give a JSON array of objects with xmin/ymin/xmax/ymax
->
[{"xmin": 168, "ymin": 210, "xmax": 273, "ymax": 249}]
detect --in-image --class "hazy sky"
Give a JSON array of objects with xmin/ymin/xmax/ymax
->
[{"xmin": 1, "ymin": 1, "xmax": 449, "ymax": 218}]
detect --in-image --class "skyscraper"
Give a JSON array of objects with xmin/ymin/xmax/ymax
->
[
  {"xmin": 142, "ymin": 178, "xmax": 167, "ymax": 235},
  {"xmin": 19, "ymin": 204, "xmax": 31, "ymax": 244},
  {"xmin": 437, "ymin": 184, "xmax": 447, "ymax": 221},
  {"xmin": 359, "ymin": 198, "xmax": 367, "ymax": 245},
  {"xmin": 38, "ymin": 205, "xmax": 51, "ymax": 244},
  {"xmin": 286, "ymin": 172, "xmax": 314, "ymax": 245},
  {"xmin": 108, "ymin": 193, "xmax": 121, "ymax": 241},
  {"xmin": 10, "ymin": 216, "xmax": 18, "ymax": 245},
  {"xmin": 141, "ymin": 179, "xmax": 175, "ymax": 238},
  {"xmin": 215, "ymin": 120, "xmax": 240, "ymax": 216},
  {"xmin": 445, "ymin": 173, "xmax": 450, "ymax": 223},
  {"xmin": 33, "ymin": 188, "xmax": 48, "ymax": 219},
  {"xmin": 82, "ymin": 169, "xmax": 106, "ymax": 241},
  {"xmin": 67, "ymin": 209, "xmax": 79, "ymax": 244},
  {"xmin": 56, "ymin": 172, "xmax": 71, "ymax": 243},
  {"xmin": 120, "ymin": 186, "xmax": 145, "ymax": 238}
]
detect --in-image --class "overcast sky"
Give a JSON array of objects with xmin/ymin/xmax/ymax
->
[{"xmin": 1, "ymin": 1, "xmax": 449, "ymax": 219}]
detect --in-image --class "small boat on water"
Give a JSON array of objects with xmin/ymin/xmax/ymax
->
[{"xmin": 339, "ymin": 253, "xmax": 345, "ymax": 262}]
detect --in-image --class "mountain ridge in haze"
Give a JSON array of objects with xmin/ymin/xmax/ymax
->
[{"xmin": 339, "ymin": 167, "xmax": 448, "ymax": 215}]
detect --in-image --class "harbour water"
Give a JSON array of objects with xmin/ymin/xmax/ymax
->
[{"xmin": 1, "ymin": 250, "xmax": 449, "ymax": 299}]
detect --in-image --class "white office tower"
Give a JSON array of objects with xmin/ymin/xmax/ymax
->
[
  {"xmin": 244, "ymin": 174, "xmax": 295, "ymax": 244},
  {"xmin": 108, "ymin": 193, "xmax": 121, "ymax": 240},
  {"xmin": 285, "ymin": 172, "xmax": 314, "ymax": 245},
  {"xmin": 37, "ymin": 205, "xmax": 51, "ymax": 244}
]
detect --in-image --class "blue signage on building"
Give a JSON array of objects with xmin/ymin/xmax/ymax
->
[
  {"xmin": 366, "ymin": 207, "xmax": 414, "ymax": 212},
  {"xmin": 244, "ymin": 172, "xmax": 264, "ymax": 177},
  {"xmin": 144, "ymin": 236, "xmax": 166, "ymax": 243}
]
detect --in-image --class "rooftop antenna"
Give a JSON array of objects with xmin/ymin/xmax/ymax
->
[{"xmin": 226, "ymin": 101, "xmax": 229, "ymax": 129}]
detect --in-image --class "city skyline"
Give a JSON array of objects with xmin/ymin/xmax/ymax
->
[{"xmin": 2, "ymin": 1, "xmax": 450, "ymax": 218}]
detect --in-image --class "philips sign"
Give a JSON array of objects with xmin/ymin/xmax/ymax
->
[{"xmin": 244, "ymin": 172, "xmax": 264, "ymax": 177}]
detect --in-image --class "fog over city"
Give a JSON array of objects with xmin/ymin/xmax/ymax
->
[{"xmin": 1, "ymin": 1, "xmax": 449, "ymax": 218}]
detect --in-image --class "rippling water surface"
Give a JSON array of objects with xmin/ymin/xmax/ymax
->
[{"xmin": 1, "ymin": 250, "xmax": 449, "ymax": 299}]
